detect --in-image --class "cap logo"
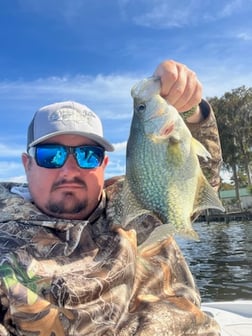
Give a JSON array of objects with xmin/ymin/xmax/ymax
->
[{"xmin": 49, "ymin": 108, "xmax": 97, "ymax": 126}]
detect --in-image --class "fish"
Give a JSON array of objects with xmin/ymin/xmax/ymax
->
[{"xmin": 122, "ymin": 76, "xmax": 224, "ymax": 246}]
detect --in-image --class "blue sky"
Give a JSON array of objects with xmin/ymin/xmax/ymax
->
[{"xmin": 1, "ymin": 0, "xmax": 252, "ymax": 182}]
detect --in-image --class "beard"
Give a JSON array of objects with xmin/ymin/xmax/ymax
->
[
  {"xmin": 45, "ymin": 177, "xmax": 88, "ymax": 217},
  {"xmin": 45, "ymin": 191, "xmax": 88, "ymax": 217}
]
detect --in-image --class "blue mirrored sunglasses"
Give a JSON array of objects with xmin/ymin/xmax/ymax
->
[{"xmin": 28, "ymin": 144, "xmax": 105, "ymax": 169}]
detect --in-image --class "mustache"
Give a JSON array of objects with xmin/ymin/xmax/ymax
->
[{"xmin": 51, "ymin": 177, "xmax": 87, "ymax": 190}]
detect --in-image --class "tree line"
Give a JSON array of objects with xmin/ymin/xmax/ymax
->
[{"xmin": 207, "ymin": 86, "xmax": 252, "ymax": 208}]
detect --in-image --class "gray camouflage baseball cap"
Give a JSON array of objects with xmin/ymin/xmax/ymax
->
[{"xmin": 27, "ymin": 101, "xmax": 114, "ymax": 151}]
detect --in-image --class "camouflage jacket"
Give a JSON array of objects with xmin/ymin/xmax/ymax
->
[
  {"xmin": 0, "ymin": 106, "xmax": 222, "ymax": 336},
  {"xmin": 187, "ymin": 100, "xmax": 222, "ymax": 190}
]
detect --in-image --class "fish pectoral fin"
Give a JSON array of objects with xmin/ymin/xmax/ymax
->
[
  {"xmin": 192, "ymin": 138, "xmax": 211, "ymax": 161},
  {"xmin": 193, "ymin": 175, "xmax": 225, "ymax": 216},
  {"xmin": 148, "ymin": 133, "xmax": 168, "ymax": 144},
  {"xmin": 170, "ymin": 134, "xmax": 180, "ymax": 143},
  {"xmin": 148, "ymin": 131, "xmax": 181, "ymax": 144}
]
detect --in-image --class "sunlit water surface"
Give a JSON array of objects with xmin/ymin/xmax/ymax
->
[{"xmin": 175, "ymin": 221, "xmax": 252, "ymax": 302}]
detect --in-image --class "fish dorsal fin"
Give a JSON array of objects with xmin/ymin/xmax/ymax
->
[{"xmin": 192, "ymin": 137, "xmax": 211, "ymax": 161}]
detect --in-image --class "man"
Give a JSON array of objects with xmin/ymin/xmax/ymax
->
[{"xmin": 0, "ymin": 60, "xmax": 222, "ymax": 335}]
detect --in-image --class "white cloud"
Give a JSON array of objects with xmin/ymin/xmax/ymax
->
[
  {"xmin": 15, "ymin": 0, "xmax": 251, "ymax": 32},
  {"xmin": 119, "ymin": 0, "xmax": 250, "ymax": 28},
  {"xmin": 0, "ymin": 73, "xmax": 137, "ymax": 118},
  {"xmin": 112, "ymin": 141, "xmax": 127, "ymax": 153},
  {"xmin": 0, "ymin": 144, "xmax": 24, "ymax": 158},
  {"xmin": 127, "ymin": 0, "xmax": 197, "ymax": 28},
  {"xmin": 106, "ymin": 157, "xmax": 126, "ymax": 178},
  {"xmin": 236, "ymin": 32, "xmax": 252, "ymax": 41},
  {"xmin": 0, "ymin": 160, "xmax": 25, "ymax": 181},
  {"xmin": 220, "ymin": 0, "xmax": 244, "ymax": 17},
  {"xmin": 0, "ymin": 175, "xmax": 27, "ymax": 183}
]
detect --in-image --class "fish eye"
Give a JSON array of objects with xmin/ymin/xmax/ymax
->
[{"xmin": 137, "ymin": 103, "xmax": 146, "ymax": 112}]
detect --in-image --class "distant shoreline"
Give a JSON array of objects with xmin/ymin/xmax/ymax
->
[{"xmin": 196, "ymin": 210, "xmax": 252, "ymax": 223}]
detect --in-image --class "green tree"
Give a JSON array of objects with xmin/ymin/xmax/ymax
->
[{"xmin": 208, "ymin": 86, "xmax": 252, "ymax": 209}]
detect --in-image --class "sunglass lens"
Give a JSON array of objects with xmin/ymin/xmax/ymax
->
[
  {"xmin": 36, "ymin": 146, "xmax": 67, "ymax": 168},
  {"xmin": 75, "ymin": 147, "xmax": 104, "ymax": 168}
]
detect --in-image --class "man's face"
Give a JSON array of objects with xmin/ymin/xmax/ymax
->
[{"xmin": 22, "ymin": 134, "xmax": 109, "ymax": 219}]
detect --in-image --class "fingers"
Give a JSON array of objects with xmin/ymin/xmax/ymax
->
[
  {"xmin": 154, "ymin": 60, "xmax": 179, "ymax": 97},
  {"xmin": 153, "ymin": 60, "xmax": 202, "ymax": 113},
  {"xmin": 177, "ymin": 76, "xmax": 202, "ymax": 112}
]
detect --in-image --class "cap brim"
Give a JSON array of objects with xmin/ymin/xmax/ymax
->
[{"xmin": 28, "ymin": 131, "xmax": 115, "ymax": 152}]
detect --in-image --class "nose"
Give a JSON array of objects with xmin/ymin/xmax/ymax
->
[{"xmin": 59, "ymin": 154, "xmax": 81, "ymax": 175}]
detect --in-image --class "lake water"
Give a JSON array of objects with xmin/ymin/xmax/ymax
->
[{"xmin": 176, "ymin": 220, "xmax": 252, "ymax": 302}]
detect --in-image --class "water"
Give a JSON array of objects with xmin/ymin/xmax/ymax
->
[{"xmin": 176, "ymin": 221, "xmax": 252, "ymax": 302}]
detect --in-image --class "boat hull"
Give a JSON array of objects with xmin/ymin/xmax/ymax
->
[{"xmin": 202, "ymin": 300, "xmax": 252, "ymax": 336}]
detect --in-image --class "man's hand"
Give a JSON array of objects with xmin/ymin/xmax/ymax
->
[{"xmin": 154, "ymin": 60, "xmax": 203, "ymax": 123}]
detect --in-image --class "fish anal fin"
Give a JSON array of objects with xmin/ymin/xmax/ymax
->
[{"xmin": 138, "ymin": 222, "xmax": 199, "ymax": 254}]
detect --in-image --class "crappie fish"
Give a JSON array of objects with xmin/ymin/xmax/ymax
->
[{"xmin": 123, "ymin": 77, "xmax": 224, "ymax": 244}]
